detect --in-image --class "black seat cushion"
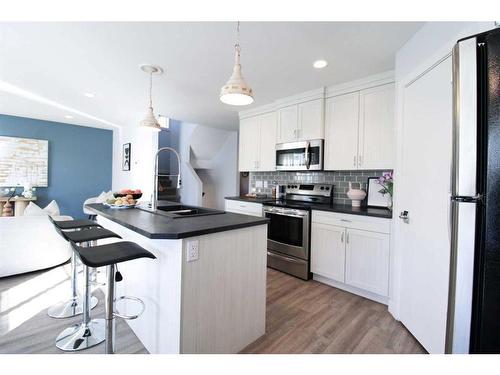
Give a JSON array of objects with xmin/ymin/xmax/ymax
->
[
  {"xmin": 49, "ymin": 216, "xmax": 102, "ymax": 230},
  {"xmin": 70, "ymin": 241, "xmax": 156, "ymax": 267},
  {"xmin": 61, "ymin": 228, "xmax": 121, "ymax": 243}
]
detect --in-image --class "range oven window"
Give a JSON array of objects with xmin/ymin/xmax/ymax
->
[{"xmin": 265, "ymin": 211, "xmax": 304, "ymax": 247}]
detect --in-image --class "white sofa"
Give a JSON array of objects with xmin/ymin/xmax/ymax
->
[{"xmin": 0, "ymin": 215, "xmax": 72, "ymax": 278}]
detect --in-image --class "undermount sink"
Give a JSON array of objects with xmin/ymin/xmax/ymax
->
[{"xmin": 139, "ymin": 203, "xmax": 225, "ymax": 218}]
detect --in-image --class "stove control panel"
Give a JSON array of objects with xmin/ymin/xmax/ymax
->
[{"xmin": 285, "ymin": 183, "xmax": 333, "ymax": 197}]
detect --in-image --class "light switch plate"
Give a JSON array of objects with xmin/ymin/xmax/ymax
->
[{"xmin": 186, "ymin": 240, "xmax": 199, "ymax": 262}]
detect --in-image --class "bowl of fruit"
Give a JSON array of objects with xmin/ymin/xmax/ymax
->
[
  {"xmin": 104, "ymin": 195, "xmax": 137, "ymax": 209},
  {"xmin": 113, "ymin": 188, "xmax": 142, "ymax": 200}
]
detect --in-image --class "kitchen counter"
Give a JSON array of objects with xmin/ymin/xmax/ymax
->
[
  {"xmin": 86, "ymin": 202, "xmax": 268, "ymax": 354},
  {"xmin": 225, "ymin": 196, "xmax": 393, "ymax": 219},
  {"xmin": 85, "ymin": 203, "xmax": 269, "ymax": 239}
]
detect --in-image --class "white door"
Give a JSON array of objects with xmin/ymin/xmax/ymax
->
[
  {"xmin": 298, "ymin": 99, "xmax": 324, "ymax": 140},
  {"xmin": 358, "ymin": 84, "xmax": 395, "ymax": 170},
  {"xmin": 324, "ymin": 92, "xmax": 360, "ymax": 170},
  {"xmin": 397, "ymin": 57, "xmax": 453, "ymax": 353},
  {"xmin": 238, "ymin": 117, "xmax": 260, "ymax": 171},
  {"xmin": 258, "ymin": 112, "xmax": 277, "ymax": 171},
  {"xmin": 277, "ymin": 105, "xmax": 298, "ymax": 143},
  {"xmin": 311, "ymin": 223, "xmax": 346, "ymax": 282},
  {"xmin": 345, "ymin": 228, "xmax": 390, "ymax": 296}
]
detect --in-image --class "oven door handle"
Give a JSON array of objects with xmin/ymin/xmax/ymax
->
[
  {"xmin": 267, "ymin": 251, "xmax": 305, "ymax": 264},
  {"xmin": 263, "ymin": 210, "xmax": 308, "ymax": 219}
]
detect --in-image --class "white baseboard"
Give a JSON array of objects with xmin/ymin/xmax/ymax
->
[{"xmin": 313, "ymin": 274, "xmax": 389, "ymax": 305}]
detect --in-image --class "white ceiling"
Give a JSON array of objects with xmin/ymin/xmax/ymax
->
[{"xmin": 0, "ymin": 22, "xmax": 423, "ymax": 131}]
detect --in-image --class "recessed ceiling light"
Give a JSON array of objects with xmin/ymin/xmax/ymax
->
[
  {"xmin": 64, "ymin": 115, "xmax": 74, "ymax": 119},
  {"xmin": 83, "ymin": 92, "xmax": 95, "ymax": 98},
  {"xmin": 313, "ymin": 60, "xmax": 328, "ymax": 69}
]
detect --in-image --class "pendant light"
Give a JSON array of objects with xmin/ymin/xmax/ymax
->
[
  {"xmin": 139, "ymin": 64, "xmax": 163, "ymax": 131},
  {"xmin": 220, "ymin": 22, "xmax": 254, "ymax": 106}
]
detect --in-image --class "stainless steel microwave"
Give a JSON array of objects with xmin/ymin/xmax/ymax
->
[{"xmin": 275, "ymin": 139, "xmax": 323, "ymax": 171}]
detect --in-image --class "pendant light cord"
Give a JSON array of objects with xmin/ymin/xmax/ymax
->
[{"xmin": 149, "ymin": 71, "xmax": 153, "ymax": 108}]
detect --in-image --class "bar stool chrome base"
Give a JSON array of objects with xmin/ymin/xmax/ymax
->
[
  {"xmin": 55, "ymin": 318, "xmax": 105, "ymax": 351},
  {"xmin": 47, "ymin": 296, "xmax": 98, "ymax": 318}
]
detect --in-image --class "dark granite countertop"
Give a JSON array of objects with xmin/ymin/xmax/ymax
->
[
  {"xmin": 86, "ymin": 203, "xmax": 269, "ymax": 240},
  {"xmin": 225, "ymin": 196, "xmax": 392, "ymax": 219}
]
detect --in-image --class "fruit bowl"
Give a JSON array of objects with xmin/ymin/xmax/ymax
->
[{"xmin": 113, "ymin": 192, "xmax": 143, "ymax": 199}]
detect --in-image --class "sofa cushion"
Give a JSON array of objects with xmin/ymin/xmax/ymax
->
[{"xmin": 23, "ymin": 200, "xmax": 60, "ymax": 216}]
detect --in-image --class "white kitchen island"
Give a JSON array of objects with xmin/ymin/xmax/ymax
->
[{"xmin": 87, "ymin": 203, "xmax": 268, "ymax": 354}]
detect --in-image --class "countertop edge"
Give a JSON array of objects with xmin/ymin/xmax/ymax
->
[
  {"xmin": 225, "ymin": 196, "xmax": 393, "ymax": 219},
  {"xmin": 86, "ymin": 204, "xmax": 269, "ymax": 239}
]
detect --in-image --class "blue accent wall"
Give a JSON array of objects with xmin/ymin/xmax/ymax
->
[{"xmin": 0, "ymin": 114, "xmax": 112, "ymax": 219}]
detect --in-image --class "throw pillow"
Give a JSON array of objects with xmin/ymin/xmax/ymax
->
[
  {"xmin": 23, "ymin": 202, "xmax": 47, "ymax": 216},
  {"xmin": 44, "ymin": 200, "xmax": 60, "ymax": 216}
]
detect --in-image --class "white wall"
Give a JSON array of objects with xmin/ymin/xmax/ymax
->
[
  {"xmin": 389, "ymin": 21, "xmax": 496, "ymax": 319},
  {"xmin": 112, "ymin": 126, "xmax": 158, "ymax": 201}
]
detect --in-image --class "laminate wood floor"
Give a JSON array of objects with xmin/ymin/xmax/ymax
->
[
  {"xmin": 0, "ymin": 263, "xmax": 147, "ymax": 354},
  {"xmin": 0, "ymin": 265, "xmax": 425, "ymax": 354},
  {"xmin": 240, "ymin": 268, "xmax": 427, "ymax": 354}
]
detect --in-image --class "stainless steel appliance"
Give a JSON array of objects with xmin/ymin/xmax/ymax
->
[
  {"xmin": 275, "ymin": 139, "xmax": 323, "ymax": 171},
  {"xmin": 446, "ymin": 28, "xmax": 500, "ymax": 354},
  {"xmin": 263, "ymin": 183, "xmax": 333, "ymax": 280}
]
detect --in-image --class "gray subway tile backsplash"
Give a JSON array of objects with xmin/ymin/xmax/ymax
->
[{"xmin": 249, "ymin": 169, "xmax": 391, "ymax": 205}]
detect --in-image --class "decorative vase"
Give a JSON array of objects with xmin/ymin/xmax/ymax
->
[
  {"xmin": 2, "ymin": 201, "xmax": 13, "ymax": 217},
  {"xmin": 346, "ymin": 182, "xmax": 367, "ymax": 207}
]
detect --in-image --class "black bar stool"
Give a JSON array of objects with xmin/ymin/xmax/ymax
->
[
  {"xmin": 69, "ymin": 240, "xmax": 156, "ymax": 354},
  {"xmin": 53, "ymin": 227, "xmax": 122, "ymax": 351},
  {"xmin": 47, "ymin": 217, "xmax": 103, "ymax": 319}
]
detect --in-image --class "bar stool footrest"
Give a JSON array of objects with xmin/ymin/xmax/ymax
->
[{"xmin": 113, "ymin": 295, "xmax": 145, "ymax": 320}]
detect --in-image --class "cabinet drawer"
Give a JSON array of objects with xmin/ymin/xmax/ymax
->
[
  {"xmin": 225, "ymin": 200, "xmax": 263, "ymax": 217},
  {"xmin": 312, "ymin": 210, "xmax": 391, "ymax": 234}
]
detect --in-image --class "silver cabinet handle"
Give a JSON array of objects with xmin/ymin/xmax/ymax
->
[
  {"xmin": 340, "ymin": 219, "xmax": 351, "ymax": 223},
  {"xmin": 346, "ymin": 232, "xmax": 350, "ymax": 244},
  {"xmin": 353, "ymin": 155, "xmax": 357, "ymax": 167},
  {"xmin": 341, "ymin": 232, "xmax": 344, "ymax": 243},
  {"xmin": 358, "ymin": 155, "xmax": 363, "ymax": 167}
]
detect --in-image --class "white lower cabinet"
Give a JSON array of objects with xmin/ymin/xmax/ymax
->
[
  {"xmin": 310, "ymin": 223, "xmax": 345, "ymax": 282},
  {"xmin": 345, "ymin": 228, "xmax": 390, "ymax": 296},
  {"xmin": 311, "ymin": 210, "xmax": 391, "ymax": 303}
]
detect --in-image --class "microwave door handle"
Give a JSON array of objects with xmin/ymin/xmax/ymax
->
[{"xmin": 305, "ymin": 141, "xmax": 310, "ymax": 169}]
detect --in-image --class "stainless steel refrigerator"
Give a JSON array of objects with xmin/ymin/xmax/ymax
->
[{"xmin": 447, "ymin": 27, "xmax": 500, "ymax": 353}]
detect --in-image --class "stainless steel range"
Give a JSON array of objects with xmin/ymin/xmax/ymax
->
[{"xmin": 263, "ymin": 183, "xmax": 333, "ymax": 280}]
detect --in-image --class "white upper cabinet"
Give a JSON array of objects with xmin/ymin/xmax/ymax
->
[
  {"xmin": 276, "ymin": 105, "xmax": 298, "ymax": 143},
  {"xmin": 298, "ymin": 99, "xmax": 324, "ymax": 140},
  {"xmin": 239, "ymin": 117, "xmax": 260, "ymax": 172},
  {"xmin": 324, "ymin": 83, "xmax": 395, "ymax": 170},
  {"xmin": 238, "ymin": 112, "xmax": 277, "ymax": 172},
  {"xmin": 324, "ymin": 92, "xmax": 360, "ymax": 170},
  {"xmin": 358, "ymin": 84, "xmax": 395, "ymax": 169},
  {"xmin": 277, "ymin": 99, "xmax": 324, "ymax": 143},
  {"xmin": 258, "ymin": 112, "xmax": 277, "ymax": 171}
]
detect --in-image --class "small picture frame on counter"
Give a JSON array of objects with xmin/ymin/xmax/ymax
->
[{"xmin": 366, "ymin": 177, "xmax": 391, "ymax": 209}]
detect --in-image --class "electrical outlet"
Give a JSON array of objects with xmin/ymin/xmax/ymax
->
[{"xmin": 186, "ymin": 240, "xmax": 199, "ymax": 262}]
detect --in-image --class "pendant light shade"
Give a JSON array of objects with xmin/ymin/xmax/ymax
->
[
  {"xmin": 139, "ymin": 64, "xmax": 163, "ymax": 131},
  {"xmin": 220, "ymin": 22, "xmax": 254, "ymax": 106},
  {"xmin": 140, "ymin": 106, "xmax": 162, "ymax": 131}
]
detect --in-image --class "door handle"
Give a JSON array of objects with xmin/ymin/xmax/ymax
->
[{"xmin": 399, "ymin": 210, "xmax": 409, "ymax": 223}]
